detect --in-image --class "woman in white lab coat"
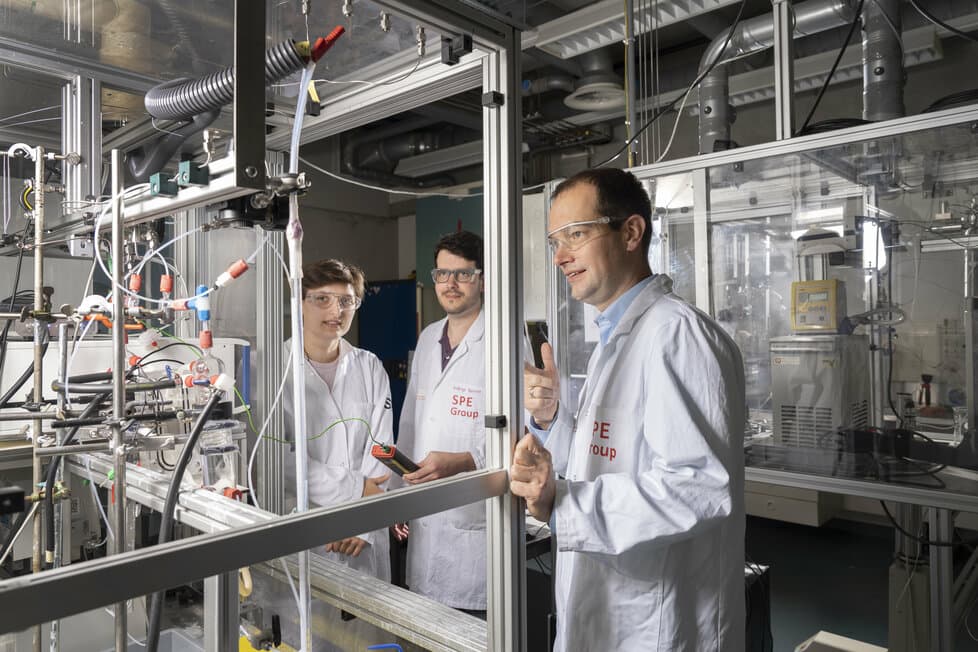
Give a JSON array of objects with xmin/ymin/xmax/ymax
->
[{"xmin": 283, "ymin": 258, "xmax": 393, "ymax": 582}]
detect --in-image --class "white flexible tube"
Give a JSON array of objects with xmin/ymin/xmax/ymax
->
[
  {"xmin": 64, "ymin": 317, "xmax": 96, "ymax": 410},
  {"xmin": 246, "ymin": 351, "xmax": 293, "ymax": 511},
  {"xmin": 85, "ymin": 457, "xmax": 114, "ymax": 543},
  {"xmin": 92, "ymin": 186, "xmax": 216, "ymax": 306},
  {"xmin": 134, "ymin": 226, "xmax": 205, "ymax": 277},
  {"xmin": 286, "ymin": 61, "xmax": 316, "ymax": 652}
]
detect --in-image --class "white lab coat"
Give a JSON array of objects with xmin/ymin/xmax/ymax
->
[
  {"xmin": 544, "ymin": 275, "xmax": 746, "ymax": 652},
  {"xmin": 396, "ymin": 311, "xmax": 487, "ymax": 609},
  {"xmin": 283, "ymin": 338, "xmax": 393, "ymax": 582}
]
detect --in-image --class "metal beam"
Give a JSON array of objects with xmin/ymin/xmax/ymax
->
[
  {"xmin": 70, "ymin": 454, "xmax": 490, "ymax": 651},
  {"xmin": 231, "ymin": 0, "xmax": 266, "ymax": 192},
  {"xmin": 265, "ymin": 53, "xmax": 484, "ymax": 151},
  {"xmin": 395, "ymin": 140, "xmax": 484, "ymax": 177},
  {"xmin": 746, "ymin": 466, "xmax": 978, "ymax": 512},
  {"xmin": 627, "ymin": 104, "xmax": 978, "ymax": 180},
  {"xmin": 0, "ymin": 470, "xmax": 509, "ymax": 634},
  {"xmin": 379, "ymin": 0, "xmax": 513, "ymax": 48},
  {"xmin": 523, "ymin": 0, "xmax": 743, "ymax": 59},
  {"xmin": 772, "ymin": 0, "xmax": 795, "ymax": 140},
  {"xmin": 929, "ymin": 507, "xmax": 954, "ymax": 651},
  {"xmin": 0, "ymin": 35, "xmax": 159, "ymax": 92},
  {"xmin": 204, "ymin": 573, "xmax": 238, "ymax": 652},
  {"xmin": 483, "ymin": 22, "xmax": 527, "ymax": 651}
]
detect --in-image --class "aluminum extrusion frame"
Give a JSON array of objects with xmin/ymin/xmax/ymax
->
[{"xmin": 0, "ymin": 470, "xmax": 509, "ymax": 634}]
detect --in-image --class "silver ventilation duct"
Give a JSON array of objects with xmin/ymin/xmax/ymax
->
[
  {"xmin": 862, "ymin": 0, "xmax": 905, "ymax": 121},
  {"xmin": 698, "ymin": 0, "xmax": 858, "ymax": 153}
]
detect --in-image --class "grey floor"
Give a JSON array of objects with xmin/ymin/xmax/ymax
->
[{"xmin": 746, "ymin": 515, "xmax": 978, "ymax": 651}]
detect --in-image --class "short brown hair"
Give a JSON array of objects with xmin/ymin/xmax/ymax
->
[
  {"xmin": 552, "ymin": 168, "xmax": 653, "ymax": 255},
  {"xmin": 302, "ymin": 259, "xmax": 366, "ymax": 299},
  {"xmin": 433, "ymin": 231, "xmax": 483, "ymax": 268}
]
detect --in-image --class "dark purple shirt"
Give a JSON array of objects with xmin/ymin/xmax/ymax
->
[{"xmin": 439, "ymin": 322, "xmax": 457, "ymax": 371}]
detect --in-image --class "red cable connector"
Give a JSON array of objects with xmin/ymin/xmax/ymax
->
[{"xmin": 311, "ymin": 25, "xmax": 346, "ymax": 62}]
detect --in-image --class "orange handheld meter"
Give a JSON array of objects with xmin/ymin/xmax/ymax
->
[{"xmin": 370, "ymin": 444, "xmax": 419, "ymax": 476}]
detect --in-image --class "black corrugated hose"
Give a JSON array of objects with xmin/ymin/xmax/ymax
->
[{"xmin": 144, "ymin": 40, "xmax": 308, "ymax": 121}]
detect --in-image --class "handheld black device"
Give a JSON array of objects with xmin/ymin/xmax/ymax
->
[{"xmin": 371, "ymin": 444, "xmax": 419, "ymax": 476}]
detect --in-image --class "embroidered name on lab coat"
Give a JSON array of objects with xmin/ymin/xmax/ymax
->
[
  {"xmin": 590, "ymin": 420, "xmax": 617, "ymax": 461},
  {"xmin": 450, "ymin": 385, "xmax": 481, "ymax": 419}
]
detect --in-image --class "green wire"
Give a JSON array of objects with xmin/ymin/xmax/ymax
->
[
  {"xmin": 140, "ymin": 323, "xmax": 382, "ymax": 449},
  {"xmin": 233, "ymin": 397, "xmax": 382, "ymax": 448},
  {"xmin": 145, "ymin": 323, "xmax": 203, "ymax": 359}
]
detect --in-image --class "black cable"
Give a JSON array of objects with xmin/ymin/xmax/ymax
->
[
  {"xmin": 909, "ymin": 0, "xmax": 978, "ymax": 45},
  {"xmin": 48, "ymin": 416, "xmax": 106, "ymax": 429},
  {"xmin": 922, "ymin": 89, "xmax": 978, "ymax": 113},
  {"xmin": 145, "ymin": 390, "xmax": 222, "ymax": 652},
  {"xmin": 61, "ymin": 371, "xmax": 114, "ymax": 385},
  {"xmin": 594, "ymin": 0, "xmax": 750, "ymax": 167},
  {"xmin": 0, "ymin": 220, "xmax": 32, "ymax": 379},
  {"xmin": 51, "ymin": 378, "xmax": 178, "ymax": 395},
  {"xmin": 879, "ymin": 500, "xmax": 972, "ymax": 549},
  {"xmin": 0, "ymin": 333, "xmax": 49, "ymax": 410},
  {"xmin": 44, "ymin": 392, "xmax": 110, "ymax": 563},
  {"xmin": 745, "ymin": 553, "xmax": 773, "ymax": 652},
  {"xmin": 135, "ymin": 341, "xmax": 202, "ymax": 367},
  {"xmin": 156, "ymin": 450, "xmax": 175, "ymax": 472},
  {"xmin": 131, "ymin": 358, "xmax": 184, "ymax": 373},
  {"xmin": 797, "ymin": 118, "xmax": 872, "ymax": 135},
  {"xmin": 796, "ymin": 0, "xmax": 865, "ymax": 136}
]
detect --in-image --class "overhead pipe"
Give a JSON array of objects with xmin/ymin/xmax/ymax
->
[
  {"xmin": 698, "ymin": 0, "xmax": 858, "ymax": 153},
  {"xmin": 862, "ymin": 0, "xmax": 904, "ymax": 121},
  {"xmin": 521, "ymin": 75, "xmax": 575, "ymax": 95},
  {"xmin": 341, "ymin": 125, "xmax": 463, "ymax": 188}
]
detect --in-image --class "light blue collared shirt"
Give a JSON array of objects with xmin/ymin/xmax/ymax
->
[
  {"xmin": 528, "ymin": 275, "xmax": 655, "ymax": 436},
  {"xmin": 594, "ymin": 275, "xmax": 655, "ymax": 346}
]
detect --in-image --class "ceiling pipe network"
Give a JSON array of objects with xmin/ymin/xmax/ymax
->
[{"xmin": 698, "ymin": 0, "xmax": 858, "ymax": 153}]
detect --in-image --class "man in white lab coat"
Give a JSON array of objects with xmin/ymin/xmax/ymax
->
[
  {"xmin": 284, "ymin": 259, "xmax": 392, "ymax": 581},
  {"xmin": 512, "ymin": 168, "xmax": 746, "ymax": 651},
  {"xmin": 396, "ymin": 231, "xmax": 488, "ymax": 614}
]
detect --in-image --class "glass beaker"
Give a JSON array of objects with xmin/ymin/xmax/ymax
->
[{"xmin": 953, "ymin": 406, "xmax": 968, "ymax": 445}]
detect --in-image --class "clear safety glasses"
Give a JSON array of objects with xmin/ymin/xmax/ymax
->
[
  {"xmin": 546, "ymin": 217, "xmax": 616, "ymax": 253},
  {"xmin": 430, "ymin": 268, "xmax": 483, "ymax": 284},
  {"xmin": 304, "ymin": 292, "xmax": 362, "ymax": 311}
]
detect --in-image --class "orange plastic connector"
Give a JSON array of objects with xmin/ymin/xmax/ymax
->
[
  {"xmin": 228, "ymin": 259, "xmax": 248, "ymax": 279},
  {"xmin": 184, "ymin": 375, "xmax": 195, "ymax": 388},
  {"xmin": 222, "ymin": 487, "xmax": 243, "ymax": 500},
  {"xmin": 128, "ymin": 354, "xmax": 141, "ymax": 368},
  {"xmin": 160, "ymin": 274, "xmax": 173, "ymax": 294},
  {"xmin": 128, "ymin": 274, "xmax": 142, "ymax": 292},
  {"xmin": 85, "ymin": 314, "xmax": 144, "ymax": 331},
  {"xmin": 199, "ymin": 330, "xmax": 213, "ymax": 350}
]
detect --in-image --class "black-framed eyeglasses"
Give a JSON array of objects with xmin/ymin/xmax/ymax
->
[{"xmin": 430, "ymin": 268, "xmax": 482, "ymax": 284}]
